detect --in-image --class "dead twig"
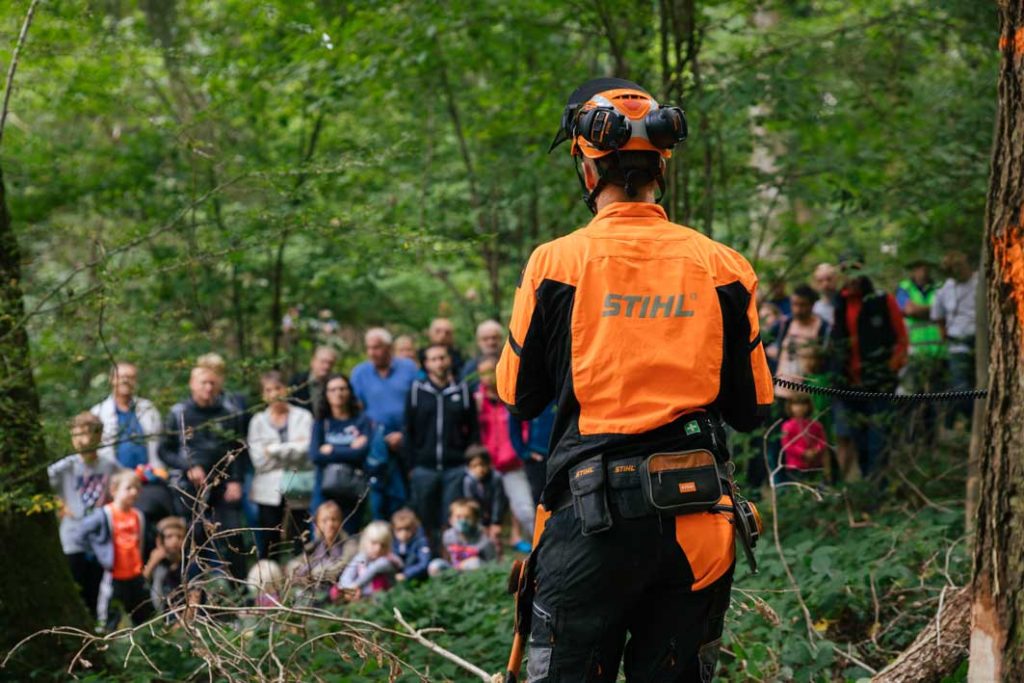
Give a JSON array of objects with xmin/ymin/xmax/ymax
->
[{"xmin": 392, "ymin": 608, "xmax": 493, "ymax": 682}]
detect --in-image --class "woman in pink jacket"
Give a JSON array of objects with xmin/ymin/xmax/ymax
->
[{"xmin": 475, "ymin": 357, "xmax": 533, "ymax": 553}]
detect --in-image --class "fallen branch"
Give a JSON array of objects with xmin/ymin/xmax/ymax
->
[
  {"xmin": 871, "ymin": 585, "xmax": 970, "ymax": 683},
  {"xmin": 392, "ymin": 608, "xmax": 493, "ymax": 682}
]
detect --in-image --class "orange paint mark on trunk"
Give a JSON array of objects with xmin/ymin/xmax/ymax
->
[
  {"xmin": 998, "ymin": 28, "xmax": 1024, "ymax": 57},
  {"xmin": 993, "ymin": 222, "xmax": 1024, "ymax": 346}
]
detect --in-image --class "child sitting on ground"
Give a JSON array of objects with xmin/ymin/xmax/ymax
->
[
  {"xmin": 780, "ymin": 395, "xmax": 828, "ymax": 476},
  {"xmin": 289, "ymin": 501, "xmax": 358, "ymax": 598},
  {"xmin": 247, "ymin": 559, "xmax": 285, "ymax": 608},
  {"xmin": 458, "ymin": 448, "xmax": 505, "ymax": 548},
  {"xmin": 334, "ymin": 521, "xmax": 402, "ymax": 601},
  {"xmin": 428, "ymin": 499, "xmax": 497, "ymax": 576},
  {"xmin": 49, "ymin": 412, "xmax": 120, "ymax": 622},
  {"xmin": 144, "ymin": 516, "xmax": 186, "ymax": 615},
  {"xmin": 391, "ymin": 508, "xmax": 432, "ymax": 583},
  {"xmin": 77, "ymin": 469, "xmax": 155, "ymax": 626},
  {"xmin": 459, "ymin": 446, "xmax": 505, "ymax": 548}
]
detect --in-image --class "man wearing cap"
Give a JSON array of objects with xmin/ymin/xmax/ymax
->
[
  {"xmin": 831, "ymin": 252, "xmax": 908, "ymax": 480},
  {"xmin": 497, "ymin": 78, "xmax": 773, "ymax": 682}
]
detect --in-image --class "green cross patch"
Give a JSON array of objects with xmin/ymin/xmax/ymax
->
[{"xmin": 685, "ymin": 420, "xmax": 701, "ymax": 436}]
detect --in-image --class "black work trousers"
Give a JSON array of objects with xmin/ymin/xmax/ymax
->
[
  {"xmin": 526, "ymin": 505, "xmax": 733, "ymax": 682},
  {"xmin": 256, "ymin": 502, "xmax": 304, "ymax": 559}
]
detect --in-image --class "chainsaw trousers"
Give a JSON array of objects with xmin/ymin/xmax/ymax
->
[{"xmin": 526, "ymin": 505, "xmax": 733, "ymax": 682}]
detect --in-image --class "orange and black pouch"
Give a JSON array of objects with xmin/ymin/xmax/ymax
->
[
  {"xmin": 639, "ymin": 449, "xmax": 723, "ymax": 514},
  {"xmin": 569, "ymin": 454, "xmax": 613, "ymax": 536}
]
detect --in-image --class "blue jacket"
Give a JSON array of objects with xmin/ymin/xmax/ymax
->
[
  {"xmin": 74, "ymin": 504, "xmax": 146, "ymax": 572},
  {"xmin": 393, "ymin": 526, "xmax": 432, "ymax": 581},
  {"xmin": 509, "ymin": 402, "xmax": 557, "ymax": 460}
]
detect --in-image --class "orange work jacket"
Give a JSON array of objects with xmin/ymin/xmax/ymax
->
[
  {"xmin": 498, "ymin": 200, "xmax": 772, "ymax": 495},
  {"xmin": 497, "ymin": 201, "xmax": 773, "ymax": 588}
]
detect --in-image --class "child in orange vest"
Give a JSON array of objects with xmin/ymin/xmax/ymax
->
[{"xmin": 77, "ymin": 470, "xmax": 155, "ymax": 626}]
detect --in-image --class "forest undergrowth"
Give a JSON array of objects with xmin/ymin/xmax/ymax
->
[{"xmin": 17, "ymin": 427, "xmax": 970, "ymax": 683}]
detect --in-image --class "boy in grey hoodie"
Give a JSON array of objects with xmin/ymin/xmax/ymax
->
[{"xmin": 48, "ymin": 412, "xmax": 121, "ymax": 620}]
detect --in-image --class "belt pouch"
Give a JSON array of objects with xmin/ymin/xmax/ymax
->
[
  {"xmin": 607, "ymin": 457, "xmax": 648, "ymax": 519},
  {"xmin": 569, "ymin": 455, "xmax": 612, "ymax": 536},
  {"xmin": 639, "ymin": 449, "xmax": 723, "ymax": 514}
]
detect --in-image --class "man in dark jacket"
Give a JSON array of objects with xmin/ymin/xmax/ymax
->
[
  {"xmin": 831, "ymin": 252, "xmax": 908, "ymax": 480},
  {"xmin": 403, "ymin": 344, "xmax": 479, "ymax": 541},
  {"xmin": 160, "ymin": 366, "xmax": 247, "ymax": 578}
]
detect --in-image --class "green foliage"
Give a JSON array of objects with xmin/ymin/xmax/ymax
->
[{"xmin": 0, "ymin": 2, "xmax": 998, "ymax": 457}]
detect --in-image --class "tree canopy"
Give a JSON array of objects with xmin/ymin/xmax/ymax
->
[{"xmin": 1, "ymin": 1, "xmax": 996, "ymax": 439}]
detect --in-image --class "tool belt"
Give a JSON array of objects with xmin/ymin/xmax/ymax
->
[
  {"xmin": 545, "ymin": 412, "xmax": 762, "ymax": 573},
  {"xmin": 563, "ymin": 449, "xmax": 724, "ymax": 533}
]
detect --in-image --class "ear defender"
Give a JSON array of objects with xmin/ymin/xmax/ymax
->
[
  {"xmin": 643, "ymin": 106, "xmax": 688, "ymax": 150},
  {"xmin": 576, "ymin": 106, "xmax": 633, "ymax": 151}
]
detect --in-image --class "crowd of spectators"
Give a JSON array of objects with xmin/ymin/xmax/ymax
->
[
  {"xmin": 50, "ymin": 319, "xmax": 551, "ymax": 628},
  {"xmin": 754, "ymin": 249, "xmax": 978, "ymax": 490},
  {"xmin": 48, "ymin": 246, "xmax": 978, "ymax": 627}
]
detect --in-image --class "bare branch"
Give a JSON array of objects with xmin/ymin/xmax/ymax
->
[
  {"xmin": 0, "ymin": 0, "xmax": 41, "ymax": 149},
  {"xmin": 392, "ymin": 608, "xmax": 493, "ymax": 682}
]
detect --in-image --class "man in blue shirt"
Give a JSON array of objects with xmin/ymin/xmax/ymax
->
[
  {"xmin": 351, "ymin": 328, "xmax": 419, "ymax": 518},
  {"xmin": 352, "ymin": 328, "xmax": 419, "ymax": 438}
]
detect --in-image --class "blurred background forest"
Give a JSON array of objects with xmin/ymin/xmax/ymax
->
[
  {"xmin": 0, "ymin": 0, "xmax": 1001, "ymax": 680},
  {"xmin": 3, "ymin": 0, "xmax": 996, "ymax": 437}
]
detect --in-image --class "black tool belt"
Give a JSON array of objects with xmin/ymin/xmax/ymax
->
[
  {"xmin": 557, "ymin": 455, "xmax": 761, "ymax": 572},
  {"xmin": 565, "ymin": 448, "xmax": 726, "ymax": 535},
  {"xmin": 548, "ymin": 413, "xmax": 729, "ymax": 532}
]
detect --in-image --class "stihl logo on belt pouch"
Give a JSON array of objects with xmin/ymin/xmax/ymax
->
[
  {"xmin": 574, "ymin": 466, "xmax": 596, "ymax": 479},
  {"xmin": 678, "ymin": 482, "xmax": 697, "ymax": 493}
]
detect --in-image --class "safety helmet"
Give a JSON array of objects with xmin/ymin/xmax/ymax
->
[{"xmin": 549, "ymin": 77, "xmax": 688, "ymax": 159}]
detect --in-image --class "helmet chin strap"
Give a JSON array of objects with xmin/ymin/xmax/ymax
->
[
  {"xmin": 574, "ymin": 157, "xmax": 607, "ymax": 215},
  {"xmin": 574, "ymin": 156, "xmax": 666, "ymax": 215}
]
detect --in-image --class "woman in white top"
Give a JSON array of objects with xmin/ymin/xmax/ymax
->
[{"xmin": 248, "ymin": 371, "xmax": 313, "ymax": 559}]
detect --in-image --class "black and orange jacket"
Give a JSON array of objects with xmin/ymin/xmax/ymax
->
[{"xmin": 497, "ymin": 201, "xmax": 774, "ymax": 498}]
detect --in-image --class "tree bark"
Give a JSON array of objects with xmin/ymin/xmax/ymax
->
[
  {"xmin": 0, "ymin": 3, "xmax": 91, "ymax": 672},
  {"xmin": 0, "ymin": 168, "xmax": 91, "ymax": 672},
  {"xmin": 872, "ymin": 586, "xmax": 971, "ymax": 683},
  {"xmin": 968, "ymin": 3, "xmax": 1024, "ymax": 679}
]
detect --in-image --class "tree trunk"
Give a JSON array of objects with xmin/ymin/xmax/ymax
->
[
  {"xmin": 968, "ymin": 4, "xmax": 1024, "ymax": 679},
  {"xmin": 0, "ymin": 164, "xmax": 91, "ymax": 672},
  {"xmin": 965, "ymin": 241, "xmax": 988, "ymax": 532}
]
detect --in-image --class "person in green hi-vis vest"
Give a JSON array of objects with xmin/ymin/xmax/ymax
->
[{"xmin": 895, "ymin": 258, "xmax": 947, "ymax": 441}]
